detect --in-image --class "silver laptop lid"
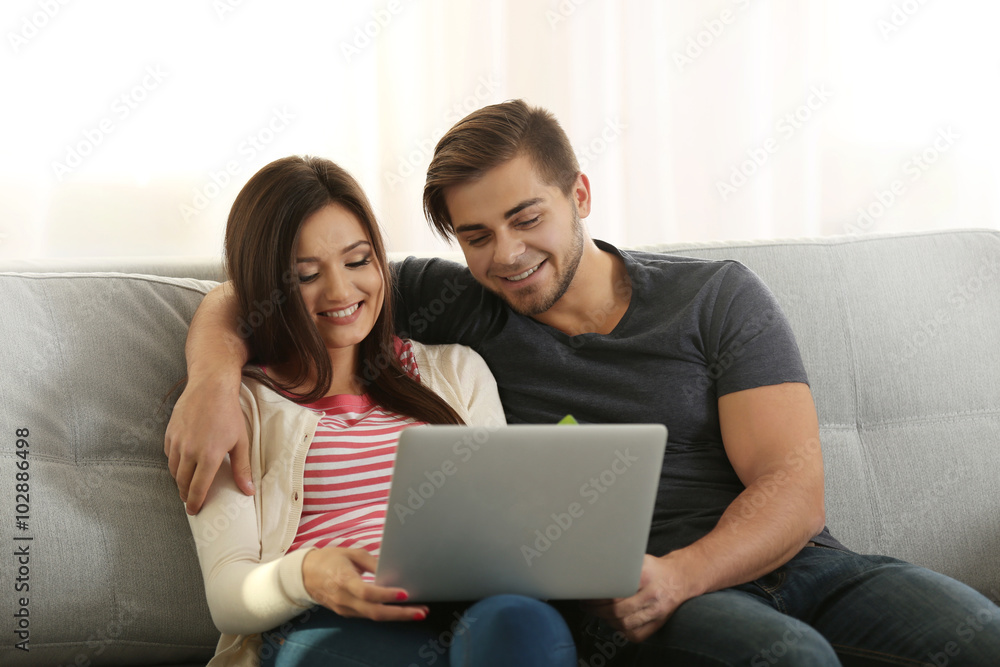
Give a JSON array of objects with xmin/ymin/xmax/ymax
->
[{"xmin": 375, "ymin": 423, "xmax": 667, "ymax": 601}]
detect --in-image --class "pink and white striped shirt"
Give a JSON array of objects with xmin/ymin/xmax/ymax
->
[{"xmin": 285, "ymin": 338, "xmax": 424, "ymax": 557}]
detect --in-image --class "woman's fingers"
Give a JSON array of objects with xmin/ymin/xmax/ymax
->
[{"xmin": 304, "ymin": 548, "xmax": 429, "ymax": 621}]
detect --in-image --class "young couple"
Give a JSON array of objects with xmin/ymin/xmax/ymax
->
[{"xmin": 168, "ymin": 99, "xmax": 1000, "ymax": 666}]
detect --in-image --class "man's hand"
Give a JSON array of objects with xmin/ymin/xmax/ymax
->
[
  {"xmin": 165, "ymin": 373, "xmax": 252, "ymax": 514},
  {"xmin": 303, "ymin": 548, "xmax": 429, "ymax": 622},
  {"xmin": 164, "ymin": 282, "xmax": 252, "ymax": 515},
  {"xmin": 584, "ymin": 382, "xmax": 825, "ymax": 644},
  {"xmin": 582, "ymin": 554, "xmax": 692, "ymax": 643}
]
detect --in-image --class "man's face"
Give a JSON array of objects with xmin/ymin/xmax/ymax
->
[{"xmin": 444, "ymin": 154, "xmax": 588, "ymax": 316}]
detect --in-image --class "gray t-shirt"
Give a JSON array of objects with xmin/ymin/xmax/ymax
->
[{"xmin": 393, "ymin": 240, "xmax": 842, "ymax": 555}]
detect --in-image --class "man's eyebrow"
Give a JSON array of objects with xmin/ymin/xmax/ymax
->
[
  {"xmin": 504, "ymin": 197, "xmax": 543, "ymax": 220},
  {"xmin": 296, "ymin": 240, "xmax": 370, "ymax": 263},
  {"xmin": 454, "ymin": 198, "xmax": 545, "ymax": 234}
]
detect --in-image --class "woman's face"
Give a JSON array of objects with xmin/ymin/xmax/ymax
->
[{"xmin": 294, "ymin": 203, "xmax": 384, "ymax": 357}]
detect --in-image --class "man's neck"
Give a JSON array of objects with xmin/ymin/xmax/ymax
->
[{"xmin": 533, "ymin": 240, "xmax": 632, "ymax": 337}]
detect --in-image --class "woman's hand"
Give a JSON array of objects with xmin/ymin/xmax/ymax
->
[{"xmin": 302, "ymin": 548, "xmax": 429, "ymax": 621}]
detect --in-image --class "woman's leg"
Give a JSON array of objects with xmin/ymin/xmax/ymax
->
[
  {"xmin": 449, "ymin": 594, "xmax": 577, "ymax": 667},
  {"xmin": 258, "ymin": 604, "xmax": 456, "ymax": 667},
  {"xmin": 259, "ymin": 596, "xmax": 576, "ymax": 667}
]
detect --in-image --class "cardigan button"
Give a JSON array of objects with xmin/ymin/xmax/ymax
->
[{"xmin": 293, "ymin": 491, "xmax": 299, "ymax": 501}]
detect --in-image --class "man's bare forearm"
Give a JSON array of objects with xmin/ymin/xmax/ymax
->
[
  {"xmin": 663, "ymin": 382, "xmax": 827, "ymax": 603},
  {"xmin": 665, "ymin": 467, "xmax": 826, "ymax": 601},
  {"xmin": 186, "ymin": 282, "xmax": 249, "ymax": 384}
]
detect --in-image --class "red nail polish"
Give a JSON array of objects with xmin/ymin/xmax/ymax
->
[
  {"xmin": 396, "ymin": 591, "xmax": 408, "ymax": 601},
  {"xmin": 413, "ymin": 610, "xmax": 426, "ymax": 621}
]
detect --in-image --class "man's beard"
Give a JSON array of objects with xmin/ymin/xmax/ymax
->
[{"xmin": 497, "ymin": 207, "xmax": 585, "ymax": 317}]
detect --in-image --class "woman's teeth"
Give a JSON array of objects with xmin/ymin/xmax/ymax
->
[{"xmin": 320, "ymin": 303, "xmax": 359, "ymax": 318}]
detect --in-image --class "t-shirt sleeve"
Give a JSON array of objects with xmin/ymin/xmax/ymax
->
[
  {"xmin": 391, "ymin": 257, "xmax": 504, "ymax": 346},
  {"xmin": 706, "ymin": 262, "xmax": 809, "ymax": 397}
]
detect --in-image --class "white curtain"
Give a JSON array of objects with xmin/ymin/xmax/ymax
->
[{"xmin": 2, "ymin": 0, "xmax": 998, "ymax": 259}]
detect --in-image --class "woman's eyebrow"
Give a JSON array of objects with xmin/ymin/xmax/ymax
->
[{"xmin": 296, "ymin": 240, "xmax": 371, "ymax": 263}]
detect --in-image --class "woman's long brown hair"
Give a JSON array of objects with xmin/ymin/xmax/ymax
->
[{"xmin": 225, "ymin": 155, "xmax": 463, "ymax": 425}]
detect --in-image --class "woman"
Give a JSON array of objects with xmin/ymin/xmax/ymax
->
[{"xmin": 185, "ymin": 156, "xmax": 576, "ymax": 666}]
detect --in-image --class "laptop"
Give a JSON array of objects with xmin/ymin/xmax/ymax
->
[{"xmin": 374, "ymin": 423, "xmax": 667, "ymax": 601}]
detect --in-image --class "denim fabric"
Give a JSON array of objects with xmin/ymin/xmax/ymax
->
[
  {"xmin": 259, "ymin": 594, "xmax": 575, "ymax": 667},
  {"xmin": 579, "ymin": 546, "xmax": 1000, "ymax": 666}
]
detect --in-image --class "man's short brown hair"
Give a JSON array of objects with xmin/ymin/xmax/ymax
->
[{"xmin": 423, "ymin": 99, "xmax": 580, "ymax": 239}]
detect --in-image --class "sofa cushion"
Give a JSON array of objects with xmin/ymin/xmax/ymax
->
[{"xmin": 0, "ymin": 272, "xmax": 219, "ymax": 665}]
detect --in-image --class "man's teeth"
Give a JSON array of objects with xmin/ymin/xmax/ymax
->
[
  {"xmin": 320, "ymin": 303, "xmax": 360, "ymax": 318},
  {"xmin": 506, "ymin": 265, "xmax": 539, "ymax": 282}
]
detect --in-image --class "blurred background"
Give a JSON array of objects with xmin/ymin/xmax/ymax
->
[{"xmin": 2, "ymin": 0, "xmax": 998, "ymax": 259}]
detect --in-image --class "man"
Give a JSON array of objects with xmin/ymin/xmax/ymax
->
[{"xmin": 167, "ymin": 100, "xmax": 1000, "ymax": 664}]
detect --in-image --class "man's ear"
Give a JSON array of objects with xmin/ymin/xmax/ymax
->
[{"xmin": 572, "ymin": 172, "xmax": 592, "ymax": 218}]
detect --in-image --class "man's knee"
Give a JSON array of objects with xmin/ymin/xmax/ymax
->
[{"xmin": 748, "ymin": 622, "xmax": 837, "ymax": 666}]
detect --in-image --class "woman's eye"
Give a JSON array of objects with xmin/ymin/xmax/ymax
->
[
  {"xmin": 347, "ymin": 256, "xmax": 373, "ymax": 269},
  {"xmin": 298, "ymin": 273, "xmax": 318, "ymax": 283}
]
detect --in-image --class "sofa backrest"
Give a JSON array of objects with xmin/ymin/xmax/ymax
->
[
  {"xmin": 0, "ymin": 272, "xmax": 220, "ymax": 665},
  {"xmin": 650, "ymin": 229, "xmax": 1000, "ymax": 600},
  {"xmin": 1, "ymin": 228, "xmax": 997, "ymax": 664}
]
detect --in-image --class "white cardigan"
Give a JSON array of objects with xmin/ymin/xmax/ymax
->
[{"xmin": 186, "ymin": 342, "xmax": 505, "ymax": 666}]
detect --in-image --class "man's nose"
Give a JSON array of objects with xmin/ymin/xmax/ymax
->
[{"xmin": 493, "ymin": 231, "xmax": 526, "ymax": 266}]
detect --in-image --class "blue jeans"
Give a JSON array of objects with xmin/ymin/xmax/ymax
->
[
  {"xmin": 258, "ymin": 593, "xmax": 576, "ymax": 666},
  {"xmin": 579, "ymin": 545, "xmax": 1000, "ymax": 666}
]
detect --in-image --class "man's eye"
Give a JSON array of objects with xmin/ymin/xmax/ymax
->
[
  {"xmin": 467, "ymin": 236, "xmax": 489, "ymax": 247},
  {"xmin": 516, "ymin": 217, "xmax": 540, "ymax": 228},
  {"xmin": 298, "ymin": 273, "xmax": 318, "ymax": 283}
]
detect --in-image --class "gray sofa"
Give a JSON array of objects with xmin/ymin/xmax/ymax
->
[{"xmin": 1, "ymin": 228, "xmax": 998, "ymax": 665}]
